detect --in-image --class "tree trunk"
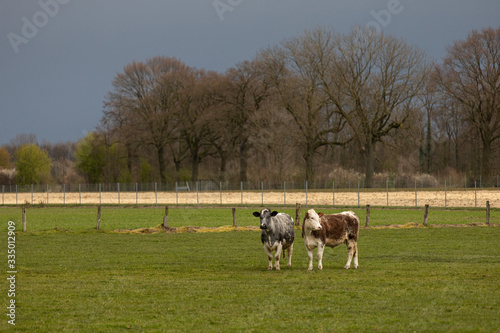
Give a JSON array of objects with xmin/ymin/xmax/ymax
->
[
  {"xmin": 239, "ymin": 139, "xmax": 248, "ymax": 182},
  {"xmin": 304, "ymin": 145, "xmax": 314, "ymax": 183},
  {"xmin": 426, "ymin": 110, "xmax": 432, "ymax": 173},
  {"xmin": 191, "ymin": 150, "xmax": 199, "ymax": 182},
  {"xmin": 219, "ymin": 153, "xmax": 227, "ymax": 182},
  {"xmin": 481, "ymin": 136, "xmax": 492, "ymax": 185},
  {"xmin": 364, "ymin": 139, "xmax": 375, "ymax": 188},
  {"xmin": 157, "ymin": 145, "xmax": 167, "ymax": 183}
]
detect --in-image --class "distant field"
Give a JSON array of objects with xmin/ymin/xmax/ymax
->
[
  {"xmin": 2, "ymin": 188, "xmax": 500, "ymax": 208},
  {"xmin": 3, "ymin": 227, "xmax": 499, "ymax": 331}
]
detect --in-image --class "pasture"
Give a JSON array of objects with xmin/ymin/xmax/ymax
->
[{"xmin": 1, "ymin": 206, "xmax": 500, "ymax": 332}]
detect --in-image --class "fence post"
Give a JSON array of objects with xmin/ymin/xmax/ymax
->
[
  {"xmin": 332, "ymin": 181, "xmax": 335, "ymax": 208},
  {"xmin": 295, "ymin": 202, "xmax": 301, "ymax": 226},
  {"xmin": 135, "ymin": 182, "xmax": 138, "ymax": 205},
  {"xmin": 415, "ymin": 179, "xmax": 417, "ymax": 208},
  {"xmin": 47, "ymin": 184, "xmax": 49, "ymax": 204},
  {"xmin": 97, "ymin": 206, "xmax": 101, "ymax": 230},
  {"xmin": 79, "ymin": 184, "xmax": 81, "ymax": 205},
  {"xmin": 63, "ymin": 184, "xmax": 66, "ymax": 205},
  {"xmin": 261, "ymin": 181, "xmax": 264, "ymax": 206},
  {"xmin": 366, "ymin": 205, "xmax": 370, "ymax": 227},
  {"xmin": 118, "ymin": 183, "xmax": 120, "ymax": 204},
  {"xmin": 155, "ymin": 182, "xmax": 158, "ymax": 207},
  {"xmin": 475, "ymin": 181, "xmax": 477, "ymax": 208},
  {"xmin": 486, "ymin": 201, "xmax": 490, "ymax": 226},
  {"xmin": 284, "ymin": 181, "xmax": 286, "ymax": 208},
  {"xmin": 220, "ymin": 182, "xmax": 223, "ymax": 207},
  {"xmin": 232, "ymin": 208, "xmax": 237, "ymax": 227},
  {"xmin": 22, "ymin": 207, "xmax": 27, "ymax": 232},
  {"xmin": 305, "ymin": 181, "xmax": 308, "ymax": 208},
  {"xmin": 196, "ymin": 182, "xmax": 199, "ymax": 207},
  {"xmin": 445, "ymin": 181, "xmax": 447, "ymax": 208},
  {"xmin": 240, "ymin": 182, "xmax": 243, "ymax": 207},
  {"xmin": 423, "ymin": 204, "xmax": 429, "ymax": 226},
  {"xmin": 386, "ymin": 178, "xmax": 389, "ymax": 208},
  {"xmin": 175, "ymin": 182, "xmax": 178, "ymax": 206},
  {"xmin": 357, "ymin": 181, "xmax": 360, "ymax": 208},
  {"xmin": 31, "ymin": 184, "xmax": 33, "ymax": 204},
  {"xmin": 163, "ymin": 206, "xmax": 169, "ymax": 228}
]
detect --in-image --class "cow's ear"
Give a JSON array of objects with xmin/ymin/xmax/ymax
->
[
  {"xmin": 271, "ymin": 211, "xmax": 279, "ymax": 216},
  {"xmin": 318, "ymin": 212, "xmax": 324, "ymax": 217},
  {"xmin": 253, "ymin": 212, "xmax": 260, "ymax": 217}
]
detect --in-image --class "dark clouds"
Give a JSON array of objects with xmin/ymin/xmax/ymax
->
[{"xmin": 1, "ymin": 0, "xmax": 499, "ymax": 144}]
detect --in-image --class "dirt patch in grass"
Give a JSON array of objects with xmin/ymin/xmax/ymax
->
[
  {"xmin": 114, "ymin": 222, "xmax": 498, "ymax": 234},
  {"xmin": 114, "ymin": 224, "xmax": 261, "ymax": 234}
]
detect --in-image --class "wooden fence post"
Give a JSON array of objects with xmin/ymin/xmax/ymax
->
[
  {"xmin": 163, "ymin": 206, "xmax": 169, "ymax": 228},
  {"xmin": 486, "ymin": 201, "xmax": 490, "ymax": 226},
  {"xmin": 295, "ymin": 203, "xmax": 301, "ymax": 226},
  {"xmin": 365, "ymin": 205, "xmax": 370, "ymax": 227},
  {"xmin": 97, "ymin": 206, "xmax": 101, "ymax": 230},
  {"xmin": 232, "ymin": 208, "xmax": 237, "ymax": 227},
  {"xmin": 22, "ymin": 207, "xmax": 27, "ymax": 232},
  {"xmin": 423, "ymin": 204, "xmax": 429, "ymax": 226}
]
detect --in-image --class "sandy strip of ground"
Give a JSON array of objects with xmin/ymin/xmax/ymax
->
[{"xmin": 2, "ymin": 189, "xmax": 499, "ymax": 208}]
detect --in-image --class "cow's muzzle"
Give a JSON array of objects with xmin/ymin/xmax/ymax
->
[{"xmin": 260, "ymin": 224, "xmax": 267, "ymax": 230}]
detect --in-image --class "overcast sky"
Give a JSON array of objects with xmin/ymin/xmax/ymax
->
[{"xmin": 1, "ymin": 0, "xmax": 499, "ymax": 145}]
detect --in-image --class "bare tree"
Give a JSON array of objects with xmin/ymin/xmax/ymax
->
[
  {"xmin": 258, "ymin": 29, "xmax": 347, "ymax": 182},
  {"xmin": 103, "ymin": 56, "xmax": 191, "ymax": 182},
  {"xmin": 434, "ymin": 27, "xmax": 500, "ymax": 184},
  {"xmin": 317, "ymin": 27, "xmax": 430, "ymax": 187},
  {"xmin": 216, "ymin": 60, "xmax": 271, "ymax": 182},
  {"xmin": 176, "ymin": 69, "xmax": 218, "ymax": 181}
]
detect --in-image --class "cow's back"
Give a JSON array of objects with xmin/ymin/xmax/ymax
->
[{"xmin": 312, "ymin": 211, "xmax": 359, "ymax": 244}]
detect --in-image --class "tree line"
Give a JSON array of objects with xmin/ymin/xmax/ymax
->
[{"xmin": 1, "ymin": 26, "xmax": 499, "ymax": 187}]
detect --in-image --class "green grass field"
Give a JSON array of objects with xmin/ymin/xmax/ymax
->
[
  {"xmin": 1, "ymin": 207, "xmax": 499, "ymax": 332},
  {"xmin": 0, "ymin": 205, "xmax": 498, "ymax": 232}
]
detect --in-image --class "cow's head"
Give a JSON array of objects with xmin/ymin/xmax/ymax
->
[
  {"xmin": 303, "ymin": 209, "xmax": 323, "ymax": 231},
  {"xmin": 253, "ymin": 208, "xmax": 278, "ymax": 230}
]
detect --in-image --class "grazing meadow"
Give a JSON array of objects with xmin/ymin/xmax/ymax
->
[{"xmin": 1, "ymin": 206, "xmax": 499, "ymax": 332}]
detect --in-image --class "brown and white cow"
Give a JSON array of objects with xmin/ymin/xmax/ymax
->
[{"xmin": 302, "ymin": 209, "xmax": 359, "ymax": 270}]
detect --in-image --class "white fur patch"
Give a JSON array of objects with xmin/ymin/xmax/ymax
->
[{"xmin": 340, "ymin": 211, "xmax": 357, "ymax": 219}]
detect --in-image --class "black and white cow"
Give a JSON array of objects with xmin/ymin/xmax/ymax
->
[
  {"xmin": 302, "ymin": 209, "xmax": 359, "ymax": 270},
  {"xmin": 253, "ymin": 208, "xmax": 295, "ymax": 270}
]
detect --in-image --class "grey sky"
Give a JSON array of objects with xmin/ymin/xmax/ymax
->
[{"xmin": 1, "ymin": 0, "xmax": 499, "ymax": 145}]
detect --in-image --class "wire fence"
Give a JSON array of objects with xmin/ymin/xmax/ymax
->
[
  {"xmin": 2, "ymin": 173, "xmax": 500, "ymax": 194},
  {"xmin": 1, "ymin": 178, "xmax": 499, "ymax": 208}
]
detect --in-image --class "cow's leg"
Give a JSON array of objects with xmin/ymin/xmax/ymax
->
[
  {"xmin": 307, "ymin": 247, "xmax": 314, "ymax": 270},
  {"xmin": 317, "ymin": 243, "xmax": 325, "ymax": 270},
  {"xmin": 345, "ymin": 240, "xmax": 357, "ymax": 269},
  {"xmin": 287, "ymin": 244, "xmax": 293, "ymax": 267},
  {"xmin": 263, "ymin": 245, "xmax": 273, "ymax": 270},
  {"xmin": 274, "ymin": 243, "xmax": 283, "ymax": 271},
  {"xmin": 353, "ymin": 242, "xmax": 359, "ymax": 269}
]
